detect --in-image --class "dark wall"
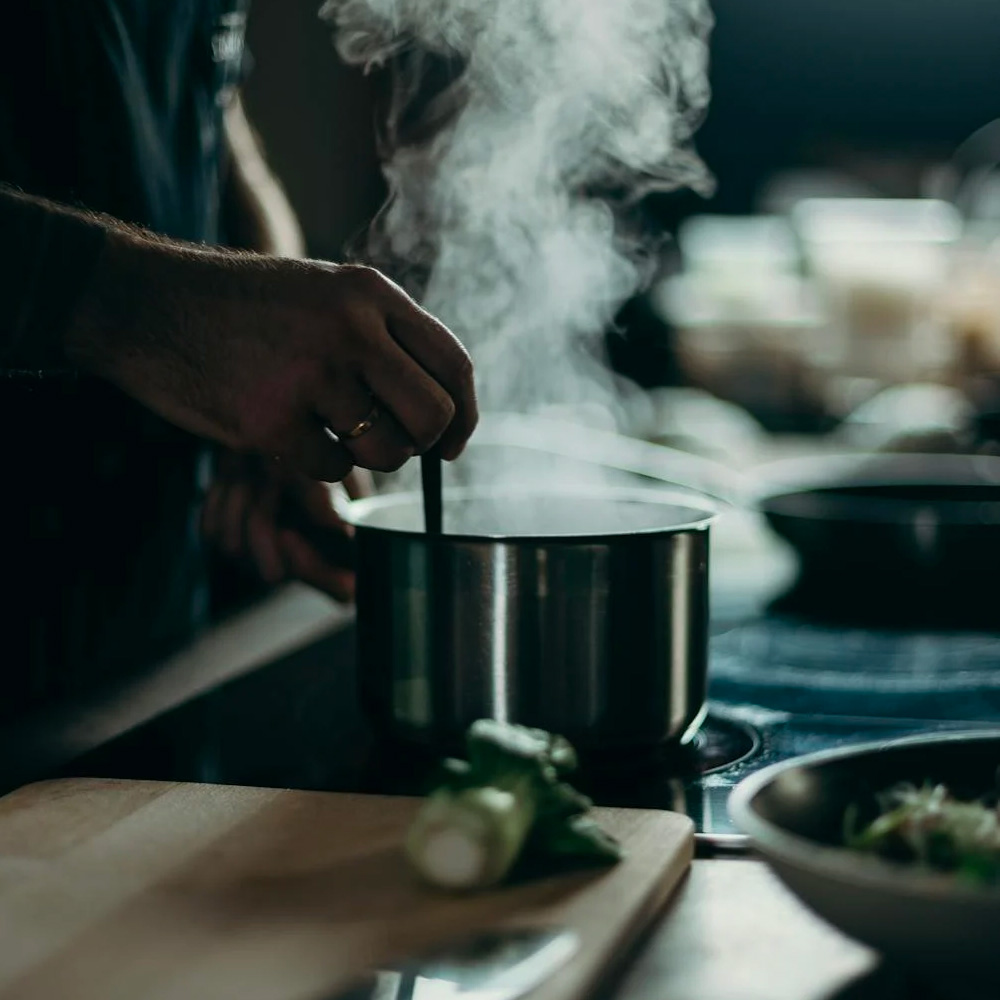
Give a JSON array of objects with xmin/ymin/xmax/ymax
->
[
  {"xmin": 243, "ymin": 0, "xmax": 1000, "ymax": 249},
  {"xmin": 242, "ymin": 0, "xmax": 385, "ymax": 260},
  {"xmin": 693, "ymin": 0, "xmax": 1000, "ymax": 213}
]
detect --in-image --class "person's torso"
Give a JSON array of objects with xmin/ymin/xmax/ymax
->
[
  {"xmin": 0, "ymin": 0, "xmax": 251, "ymax": 710},
  {"xmin": 0, "ymin": 0, "xmax": 250, "ymax": 239}
]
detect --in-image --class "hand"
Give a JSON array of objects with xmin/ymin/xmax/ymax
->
[
  {"xmin": 202, "ymin": 451, "xmax": 373, "ymax": 601},
  {"xmin": 67, "ymin": 233, "xmax": 477, "ymax": 482}
]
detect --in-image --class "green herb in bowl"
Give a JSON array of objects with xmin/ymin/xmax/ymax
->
[{"xmin": 846, "ymin": 782, "xmax": 1000, "ymax": 887}]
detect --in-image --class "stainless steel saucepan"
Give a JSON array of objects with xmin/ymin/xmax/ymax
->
[{"xmin": 349, "ymin": 486, "xmax": 715, "ymax": 754}]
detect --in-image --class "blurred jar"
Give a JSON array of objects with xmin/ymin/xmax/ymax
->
[
  {"xmin": 943, "ymin": 237, "xmax": 1000, "ymax": 441},
  {"xmin": 794, "ymin": 198, "xmax": 962, "ymax": 383},
  {"xmin": 946, "ymin": 237, "xmax": 1000, "ymax": 377},
  {"xmin": 654, "ymin": 215, "xmax": 830, "ymax": 432},
  {"xmin": 677, "ymin": 214, "xmax": 799, "ymax": 280}
]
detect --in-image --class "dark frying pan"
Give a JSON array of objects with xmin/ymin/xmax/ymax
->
[{"xmin": 756, "ymin": 453, "xmax": 1000, "ymax": 628}]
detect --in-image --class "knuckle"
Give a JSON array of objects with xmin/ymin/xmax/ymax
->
[
  {"xmin": 444, "ymin": 346, "xmax": 475, "ymax": 387},
  {"xmin": 435, "ymin": 388, "xmax": 459, "ymax": 423},
  {"xmin": 339, "ymin": 263, "xmax": 387, "ymax": 296},
  {"xmin": 334, "ymin": 301, "xmax": 382, "ymax": 356},
  {"xmin": 465, "ymin": 401, "xmax": 480, "ymax": 432},
  {"xmin": 412, "ymin": 395, "xmax": 455, "ymax": 451}
]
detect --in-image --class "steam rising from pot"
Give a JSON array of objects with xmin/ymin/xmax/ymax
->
[{"xmin": 320, "ymin": 0, "xmax": 714, "ymax": 458}]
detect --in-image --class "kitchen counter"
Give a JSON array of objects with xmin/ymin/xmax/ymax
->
[
  {"xmin": 626, "ymin": 861, "xmax": 880, "ymax": 1000},
  {"xmin": 0, "ymin": 579, "xmax": 916, "ymax": 1000},
  {"xmin": 0, "ymin": 584, "xmax": 352, "ymax": 795}
]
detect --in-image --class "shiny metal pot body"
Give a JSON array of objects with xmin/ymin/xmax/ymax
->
[{"xmin": 351, "ymin": 489, "xmax": 713, "ymax": 754}]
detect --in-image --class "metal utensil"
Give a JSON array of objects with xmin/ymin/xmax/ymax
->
[
  {"xmin": 421, "ymin": 446, "xmax": 443, "ymax": 535},
  {"xmin": 326, "ymin": 928, "xmax": 579, "ymax": 1000}
]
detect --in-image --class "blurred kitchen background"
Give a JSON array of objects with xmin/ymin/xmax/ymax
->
[{"xmin": 13, "ymin": 0, "xmax": 1000, "ymax": 852}]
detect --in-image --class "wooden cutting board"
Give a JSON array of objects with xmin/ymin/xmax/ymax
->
[{"xmin": 0, "ymin": 778, "xmax": 693, "ymax": 1000}]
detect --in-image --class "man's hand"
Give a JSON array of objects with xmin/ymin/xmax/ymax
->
[
  {"xmin": 203, "ymin": 451, "xmax": 373, "ymax": 601},
  {"xmin": 66, "ymin": 234, "xmax": 477, "ymax": 481}
]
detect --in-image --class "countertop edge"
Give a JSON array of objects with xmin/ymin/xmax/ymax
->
[{"xmin": 0, "ymin": 584, "xmax": 354, "ymax": 792}]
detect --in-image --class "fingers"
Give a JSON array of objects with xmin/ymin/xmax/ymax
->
[
  {"xmin": 343, "ymin": 268, "xmax": 477, "ymax": 460},
  {"xmin": 279, "ymin": 530, "xmax": 356, "ymax": 602},
  {"xmin": 219, "ymin": 262, "xmax": 475, "ymax": 479},
  {"xmin": 221, "ymin": 479, "xmax": 252, "ymax": 556},
  {"xmin": 245, "ymin": 474, "xmax": 284, "ymax": 584},
  {"xmin": 380, "ymin": 291, "xmax": 479, "ymax": 460},
  {"xmin": 281, "ymin": 420, "xmax": 355, "ymax": 483},
  {"xmin": 201, "ymin": 453, "xmax": 358, "ymax": 602},
  {"xmin": 247, "ymin": 508, "xmax": 285, "ymax": 584},
  {"xmin": 355, "ymin": 331, "xmax": 457, "ymax": 456},
  {"xmin": 201, "ymin": 478, "xmax": 226, "ymax": 541},
  {"xmin": 299, "ymin": 479, "xmax": 353, "ymax": 533},
  {"xmin": 343, "ymin": 467, "xmax": 374, "ymax": 500},
  {"xmin": 243, "ymin": 387, "xmax": 355, "ymax": 483},
  {"xmin": 202, "ymin": 474, "xmax": 252, "ymax": 557},
  {"xmin": 201, "ymin": 449, "xmax": 246, "ymax": 541},
  {"xmin": 313, "ymin": 374, "xmax": 416, "ymax": 474},
  {"xmin": 202, "ymin": 461, "xmax": 287, "ymax": 585}
]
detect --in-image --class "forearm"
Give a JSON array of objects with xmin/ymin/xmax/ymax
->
[
  {"xmin": 222, "ymin": 94, "xmax": 305, "ymax": 258},
  {"xmin": 63, "ymin": 219, "xmax": 269, "ymax": 447},
  {"xmin": 0, "ymin": 185, "xmax": 233, "ymax": 391},
  {"xmin": 0, "ymin": 186, "xmax": 108, "ymax": 375},
  {"xmin": 0, "ymin": 179, "xmax": 476, "ymax": 479}
]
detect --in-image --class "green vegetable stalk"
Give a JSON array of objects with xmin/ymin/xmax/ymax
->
[
  {"xmin": 405, "ymin": 720, "xmax": 623, "ymax": 891},
  {"xmin": 845, "ymin": 781, "xmax": 1000, "ymax": 887}
]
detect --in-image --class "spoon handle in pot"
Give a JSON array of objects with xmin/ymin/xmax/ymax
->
[{"xmin": 421, "ymin": 448, "xmax": 443, "ymax": 535}]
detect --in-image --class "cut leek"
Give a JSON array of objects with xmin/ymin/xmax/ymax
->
[{"xmin": 406, "ymin": 720, "xmax": 622, "ymax": 891}]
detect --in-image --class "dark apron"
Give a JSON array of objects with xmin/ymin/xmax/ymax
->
[{"xmin": 0, "ymin": 0, "xmax": 249, "ymax": 713}]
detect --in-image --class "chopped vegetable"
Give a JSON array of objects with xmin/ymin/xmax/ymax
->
[
  {"xmin": 405, "ymin": 719, "xmax": 623, "ymax": 891},
  {"xmin": 845, "ymin": 781, "xmax": 1000, "ymax": 886}
]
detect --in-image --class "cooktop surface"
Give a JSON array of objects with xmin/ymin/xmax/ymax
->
[{"xmin": 53, "ymin": 606, "xmax": 1000, "ymax": 847}]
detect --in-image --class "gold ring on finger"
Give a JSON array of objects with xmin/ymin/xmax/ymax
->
[{"xmin": 340, "ymin": 404, "xmax": 381, "ymax": 441}]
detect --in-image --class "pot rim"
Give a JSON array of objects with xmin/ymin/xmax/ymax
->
[{"xmin": 347, "ymin": 485, "xmax": 717, "ymax": 542}]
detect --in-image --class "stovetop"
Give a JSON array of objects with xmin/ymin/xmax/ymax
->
[
  {"xmin": 54, "ymin": 606, "xmax": 1000, "ymax": 849},
  {"xmin": 713, "ymin": 618, "xmax": 1000, "ymax": 720}
]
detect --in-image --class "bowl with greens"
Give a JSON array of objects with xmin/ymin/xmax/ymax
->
[{"xmin": 729, "ymin": 732, "xmax": 1000, "ymax": 997}]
